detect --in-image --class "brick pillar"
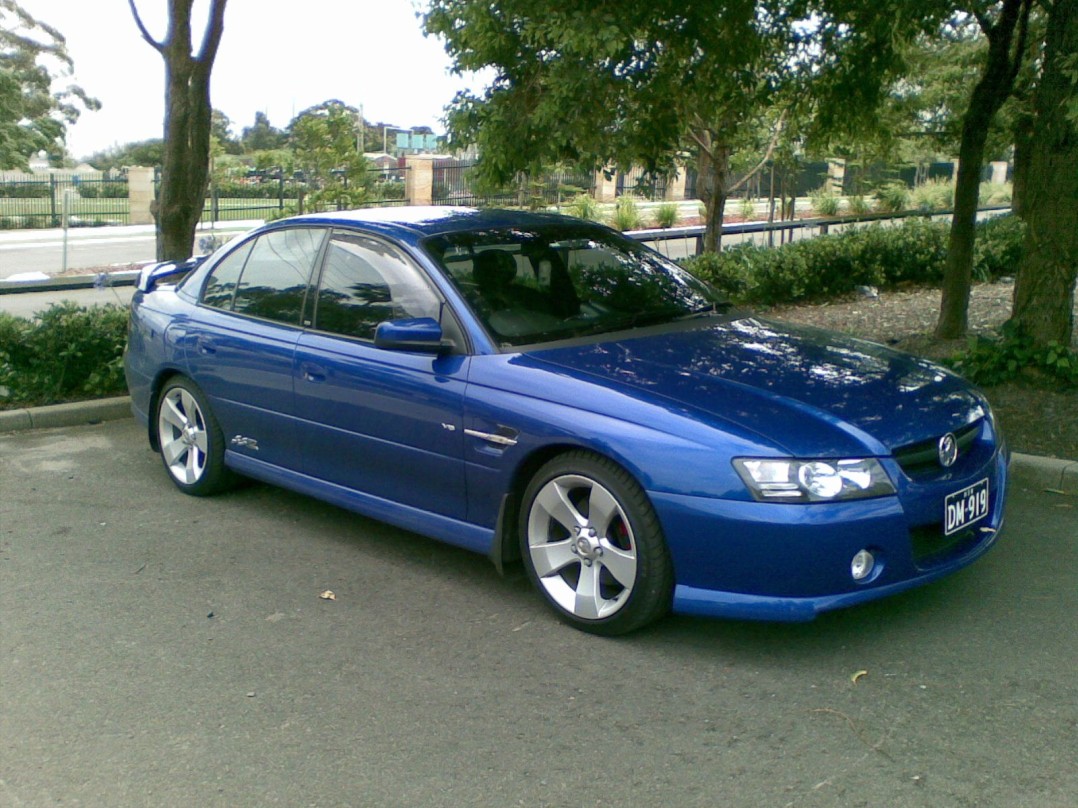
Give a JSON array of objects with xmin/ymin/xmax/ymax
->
[
  {"xmin": 989, "ymin": 161, "xmax": 1008, "ymax": 185},
  {"xmin": 127, "ymin": 166, "xmax": 155, "ymax": 225},
  {"xmin": 405, "ymin": 156, "xmax": 436, "ymax": 206},
  {"xmin": 826, "ymin": 159, "xmax": 846, "ymax": 194},
  {"xmin": 664, "ymin": 169, "xmax": 687, "ymax": 201},
  {"xmin": 594, "ymin": 169, "xmax": 617, "ymax": 203}
]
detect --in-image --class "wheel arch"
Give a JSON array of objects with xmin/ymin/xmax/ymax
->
[
  {"xmin": 146, "ymin": 367, "xmax": 186, "ymax": 452},
  {"xmin": 487, "ymin": 441, "xmax": 652, "ymax": 574}
]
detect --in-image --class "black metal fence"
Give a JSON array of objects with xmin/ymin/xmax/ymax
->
[
  {"xmin": 0, "ymin": 173, "xmax": 130, "ymax": 229},
  {"xmin": 431, "ymin": 160, "xmax": 594, "ymax": 208}
]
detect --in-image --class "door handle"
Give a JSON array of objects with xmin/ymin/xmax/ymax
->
[{"xmin": 301, "ymin": 362, "xmax": 327, "ymax": 383}]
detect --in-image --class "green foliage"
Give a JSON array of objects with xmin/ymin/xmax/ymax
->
[
  {"xmin": 0, "ymin": 182, "xmax": 50, "ymax": 198},
  {"xmin": 76, "ymin": 182, "xmax": 129, "ymax": 199},
  {"xmin": 655, "ymin": 201, "xmax": 680, "ymax": 228},
  {"xmin": 978, "ymin": 181, "xmax": 1012, "ymax": 206},
  {"xmin": 738, "ymin": 197, "xmax": 757, "ymax": 220},
  {"xmin": 290, "ymin": 100, "xmax": 372, "ymax": 211},
  {"xmin": 610, "ymin": 196, "xmax": 642, "ymax": 232},
  {"xmin": 809, "ymin": 187, "xmax": 842, "ymax": 217},
  {"xmin": 0, "ymin": 1, "xmax": 100, "ymax": 169},
  {"xmin": 566, "ymin": 193, "xmax": 600, "ymax": 221},
  {"xmin": 847, "ymin": 194, "xmax": 874, "ymax": 216},
  {"xmin": 681, "ymin": 216, "xmax": 1022, "ymax": 307},
  {"xmin": 0, "ymin": 303, "xmax": 129, "ymax": 407},
  {"xmin": 972, "ymin": 213, "xmax": 1025, "ymax": 280},
  {"xmin": 947, "ymin": 325, "xmax": 1078, "ymax": 388},
  {"xmin": 875, "ymin": 182, "xmax": 910, "ymax": 213},
  {"xmin": 911, "ymin": 178, "xmax": 954, "ymax": 212}
]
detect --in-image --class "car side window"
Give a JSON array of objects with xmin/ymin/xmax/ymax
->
[
  {"xmin": 312, "ymin": 232, "xmax": 441, "ymax": 341},
  {"xmin": 225, "ymin": 228, "xmax": 325, "ymax": 325},
  {"xmin": 201, "ymin": 239, "xmax": 254, "ymax": 310}
]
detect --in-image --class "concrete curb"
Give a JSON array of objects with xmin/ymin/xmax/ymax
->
[
  {"xmin": 1009, "ymin": 452, "xmax": 1078, "ymax": 494},
  {"xmin": 0, "ymin": 396, "xmax": 132, "ymax": 433},
  {"xmin": 2, "ymin": 397, "xmax": 1074, "ymax": 493}
]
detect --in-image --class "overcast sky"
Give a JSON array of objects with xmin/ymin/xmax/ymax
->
[{"xmin": 17, "ymin": 0, "xmax": 488, "ymax": 160}]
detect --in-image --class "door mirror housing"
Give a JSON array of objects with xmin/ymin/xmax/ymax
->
[{"xmin": 374, "ymin": 317, "xmax": 452, "ymax": 354}]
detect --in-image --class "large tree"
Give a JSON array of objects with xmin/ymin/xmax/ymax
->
[
  {"xmin": 129, "ymin": 0, "xmax": 227, "ymax": 261},
  {"xmin": 288, "ymin": 99, "xmax": 372, "ymax": 212},
  {"xmin": 0, "ymin": 0, "xmax": 99, "ymax": 169},
  {"xmin": 934, "ymin": 0, "xmax": 1032, "ymax": 338},
  {"xmin": 426, "ymin": 0, "xmax": 815, "ymax": 253},
  {"xmin": 1008, "ymin": 0, "xmax": 1077, "ymax": 347}
]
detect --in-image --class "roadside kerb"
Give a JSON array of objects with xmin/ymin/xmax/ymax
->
[{"xmin": 2, "ymin": 397, "xmax": 1073, "ymax": 494}]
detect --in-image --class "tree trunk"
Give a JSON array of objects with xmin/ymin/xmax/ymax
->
[
  {"xmin": 129, "ymin": 0, "xmax": 227, "ymax": 262},
  {"xmin": 1009, "ymin": 0, "xmax": 1078, "ymax": 348},
  {"xmin": 935, "ymin": 0, "xmax": 1030, "ymax": 338},
  {"xmin": 696, "ymin": 138, "xmax": 731, "ymax": 254}
]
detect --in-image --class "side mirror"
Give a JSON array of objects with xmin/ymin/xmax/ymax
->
[
  {"xmin": 374, "ymin": 317, "xmax": 453, "ymax": 354},
  {"xmin": 135, "ymin": 255, "xmax": 208, "ymax": 293}
]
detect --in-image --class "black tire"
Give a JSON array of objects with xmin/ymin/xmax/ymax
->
[
  {"xmin": 520, "ymin": 451, "xmax": 674, "ymax": 635},
  {"xmin": 154, "ymin": 376, "xmax": 233, "ymax": 496}
]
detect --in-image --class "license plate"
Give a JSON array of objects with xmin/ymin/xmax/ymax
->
[{"xmin": 944, "ymin": 478, "xmax": 989, "ymax": 536}]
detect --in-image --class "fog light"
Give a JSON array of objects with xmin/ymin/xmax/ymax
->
[{"xmin": 851, "ymin": 549, "xmax": 875, "ymax": 581}]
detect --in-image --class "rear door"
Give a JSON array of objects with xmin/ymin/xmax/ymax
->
[{"xmin": 185, "ymin": 226, "xmax": 326, "ymax": 470}]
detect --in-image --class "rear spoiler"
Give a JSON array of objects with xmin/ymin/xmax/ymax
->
[{"xmin": 135, "ymin": 254, "xmax": 210, "ymax": 293}]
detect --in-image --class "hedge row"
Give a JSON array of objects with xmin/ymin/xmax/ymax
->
[
  {"xmin": 0, "ymin": 303, "xmax": 129, "ymax": 408},
  {"xmin": 681, "ymin": 215, "xmax": 1025, "ymax": 307}
]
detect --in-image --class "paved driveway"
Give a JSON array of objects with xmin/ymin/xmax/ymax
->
[{"xmin": 1, "ymin": 420, "xmax": 1075, "ymax": 807}]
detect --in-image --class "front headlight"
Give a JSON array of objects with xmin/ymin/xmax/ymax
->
[{"xmin": 733, "ymin": 458, "xmax": 895, "ymax": 502}]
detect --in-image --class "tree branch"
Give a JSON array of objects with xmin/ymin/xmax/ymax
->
[
  {"xmin": 196, "ymin": 0, "xmax": 227, "ymax": 67},
  {"xmin": 731, "ymin": 108, "xmax": 788, "ymax": 193},
  {"xmin": 127, "ymin": 0, "xmax": 164, "ymax": 53}
]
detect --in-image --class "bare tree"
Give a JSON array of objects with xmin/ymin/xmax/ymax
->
[{"xmin": 129, "ymin": 0, "xmax": 227, "ymax": 261}]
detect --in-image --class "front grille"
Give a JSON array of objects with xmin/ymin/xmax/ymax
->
[{"xmin": 895, "ymin": 420, "xmax": 981, "ymax": 478}]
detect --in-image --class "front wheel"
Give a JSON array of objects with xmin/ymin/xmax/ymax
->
[
  {"xmin": 155, "ymin": 377, "xmax": 232, "ymax": 496},
  {"xmin": 520, "ymin": 452, "xmax": 674, "ymax": 635}
]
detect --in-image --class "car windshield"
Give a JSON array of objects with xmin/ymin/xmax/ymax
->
[{"xmin": 423, "ymin": 223, "xmax": 729, "ymax": 347}]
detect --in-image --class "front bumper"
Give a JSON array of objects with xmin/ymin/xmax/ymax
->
[{"xmin": 655, "ymin": 439, "xmax": 1009, "ymax": 622}]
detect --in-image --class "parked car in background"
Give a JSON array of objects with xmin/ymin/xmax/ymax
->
[{"xmin": 124, "ymin": 207, "xmax": 1008, "ymax": 634}]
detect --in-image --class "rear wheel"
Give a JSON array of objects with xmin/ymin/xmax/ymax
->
[
  {"xmin": 520, "ymin": 452, "xmax": 673, "ymax": 635},
  {"xmin": 155, "ymin": 377, "xmax": 232, "ymax": 496}
]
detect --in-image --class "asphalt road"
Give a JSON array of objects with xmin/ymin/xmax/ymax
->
[{"xmin": 1, "ymin": 419, "xmax": 1075, "ymax": 807}]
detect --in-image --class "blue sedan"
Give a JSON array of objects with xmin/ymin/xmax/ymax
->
[{"xmin": 124, "ymin": 207, "xmax": 1008, "ymax": 634}]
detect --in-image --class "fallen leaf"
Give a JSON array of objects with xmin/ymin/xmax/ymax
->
[
  {"xmin": 851, "ymin": 669, "xmax": 868, "ymax": 684},
  {"xmin": 319, "ymin": 590, "xmax": 336, "ymax": 601}
]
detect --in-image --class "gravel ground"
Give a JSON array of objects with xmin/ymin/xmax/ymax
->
[{"xmin": 768, "ymin": 281, "xmax": 1078, "ymax": 460}]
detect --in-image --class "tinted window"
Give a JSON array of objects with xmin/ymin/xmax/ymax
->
[
  {"xmin": 424, "ymin": 224, "xmax": 728, "ymax": 346},
  {"xmin": 312, "ymin": 232, "xmax": 441, "ymax": 341},
  {"xmin": 201, "ymin": 240, "xmax": 254, "ymax": 310},
  {"xmin": 230, "ymin": 228, "xmax": 325, "ymax": 325}
]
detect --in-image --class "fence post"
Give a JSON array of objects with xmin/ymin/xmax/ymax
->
[
  {"xmin": 49, "ymin": 175, "xmax": 59, "ymax": 227},
  {"xmin": 405, "ymin": 156, "xmax": 435, "ymax": 205},
  {"xmin": 127, "ymin": 166, "xmax": 155, "ymax": 224}
]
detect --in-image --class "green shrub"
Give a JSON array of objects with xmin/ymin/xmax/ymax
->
[
  {"xmin": 0, "ymin": 182, "xmax": 51, "ymax": 198},
  {"xmin": 973, "ymin": 214, "xmax": 1025, "ymax": 280},
  {"xmin": 847, "ymin": 194, "xmax": 874, "ymax": 216},
  {"xmin": 738, "ymin": 197, "xmax": 757, "ymax": 220},
  {"xmin": 912, "ymin": 178, "xmax": 954, "ymax": 212},
  {"xmin": 875, "ymin": 182, "xmax": 910, "ymax": 213},
  {"xmin": 809, "ymin": 187, "xmax": 842, "ymax": 217},
  {"xmin": 655, "ymin": 201, "xmax": 680, "ymax": 228},
  {"xmin": 947, "ymin": 324, "xmax": 1077, "ymax": 388},
  {"xmin": 0, "ymin": 303, "xmax": 129, "ymax": 408},
  {"xmin": 566, "ymin": 192, "xmax": 600, "ymax": 221},
  {"xmin": 681, "ymin": 215, "xmax": 1021, "ymax": 307},
  {"xmin": 610, "ymin": 196, "xmax": 642, "ymax": 231},
  {"xmin": 979, "ymin": 181, "xmax": 1012, "ymax": 206}
]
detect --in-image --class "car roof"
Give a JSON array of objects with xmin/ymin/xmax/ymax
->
[{"xmin": 281, "ymin": 206, "xmax": 593, "ymax": 240}]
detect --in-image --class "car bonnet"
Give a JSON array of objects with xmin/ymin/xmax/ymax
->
[{"xmin": 523, "ymin": 317, "xmax": 986, "ymax": 457}]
